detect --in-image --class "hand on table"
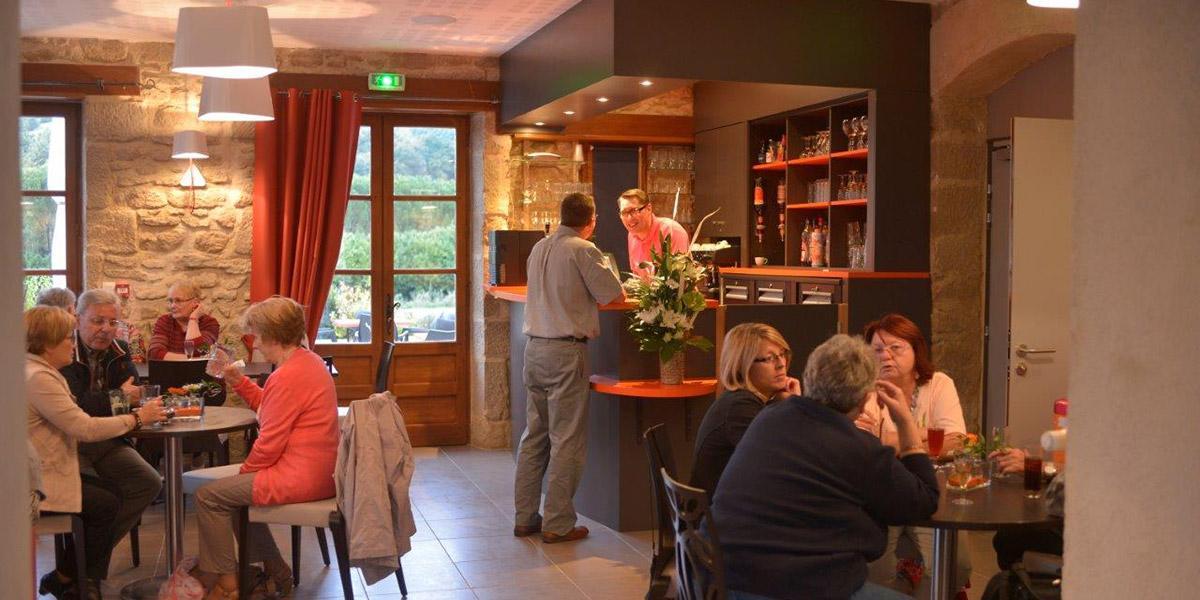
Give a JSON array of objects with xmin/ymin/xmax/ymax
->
[{"xmin": 989, "ymin": 447, "xmax": 1027, "ymax": 473}]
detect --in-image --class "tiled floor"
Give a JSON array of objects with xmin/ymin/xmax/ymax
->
[{"xmin": 36, "ymin": 446, "xmax": 1000, "ymax": 599}]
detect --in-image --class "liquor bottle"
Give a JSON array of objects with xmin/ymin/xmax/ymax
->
[
  {"xmin": 810, "ymin": 217, "xmax": 826, "ymax": 267},
  {"xmin": 765, "ymin": 139, "xmax": 775, "ymax": 163},
  {"xmin": 779, "ymin": 135, "xmax": 787, "ymax": 161},
  {"xmin": 801, "ymin": 220, "xmax": 812, "ymax": 266},
  {"xmin": 758, "ymin": 141, "xmax": 768, "ymax": 164},
  {"xmin": 753, "ymin": 178, "xmax": 764, "ymax": 206}
]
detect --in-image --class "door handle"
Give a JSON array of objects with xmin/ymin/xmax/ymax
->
[{"xmin": 1016, "ymin": 344, "xmax": 1056, "ymax": 358}]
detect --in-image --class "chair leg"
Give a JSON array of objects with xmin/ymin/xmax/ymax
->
[
  {"xmin": 395, "ymin": 561, "xmax": 408, "ymax": 596},
  {"xmin": 291, "ymin": 526, "xmax": 302, "ymax": 587},
  {"xmin": 328, "ymin": 513, "xmax": 355, "ymax": 600},
  {"xmin": 236, "ymin": 507, "xmax": 251, "ymax": 599},
  {"xmin": 130, "ymin": 523, "xmax": 140, "ymax": 567},
  {"xmin": 70, "ymin": 515, "xmax": 87, "ymax": 587},
  {"xmin": 315, "ymin": 527, "xmax": 331, "ymax": 566}
]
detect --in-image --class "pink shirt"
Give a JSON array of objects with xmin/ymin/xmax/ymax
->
[
  {"xmin": 628, "ymin": 216, "xmax": 690, "ymax": 278},
  {"xmin": 861, "ymin": 371, "xmax": 968, "ymax": 436},
  {"xmin": 234, "ymin": 347, "xmax": 339, "ymax": 506}
]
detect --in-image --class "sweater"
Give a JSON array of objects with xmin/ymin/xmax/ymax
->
[
  {"xmin": 690, "ymin": 388, "xmax": 770, "ymax": 496},
  {"xmin": 712, "ymin": 396, "xmax": 939, "ymax": 600},
  {"xmin": 148, "ymin": 313, "xmax": 221, "ymax": 360},
  {"xmin": 234, "ymin": 347, "xmax": 338, "ymax": 506}
]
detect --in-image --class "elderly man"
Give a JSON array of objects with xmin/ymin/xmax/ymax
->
[
  {"xmin": 618, "ymin": 188, "xmax": 690, "ymax": 278},
  {"xmin": 148, "ymin": 282, "xmax": 220, "ymax": 360},
  {"xmin": 60, "ymin": 289, "xmax": 163, "ymax": 562},
  {"xmin": 712, "ymin": 334, "xmax": 939, "ymax": 600}
]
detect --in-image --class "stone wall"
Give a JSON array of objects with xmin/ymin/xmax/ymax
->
[
  {"xmin": 928, "ymin": 1, "xmax": 1074, "ymax": 430},
  {"xmin": 22, "ymin": 37, "xmax": 516, "ymax": 447}
]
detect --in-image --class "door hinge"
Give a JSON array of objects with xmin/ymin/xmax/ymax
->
[
  {"xmin": 986, "ymin": 212, "xmax": 992, "ymax": 225},
  {"xmin": 987, "ymin": 183, "xmax": 992, "ymax": 197},
  {"xmin": 984, "ymin": 325, "xmax": 990, "ymax": 338}
]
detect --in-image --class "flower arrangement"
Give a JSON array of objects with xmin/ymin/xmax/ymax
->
[
  {"xmin": 622, "ymin": 236, "xmax": 714, "ymax": 382},
  {"xmin": 167, "ymin": 381, "xmax": 224, "ymax": 401},
  {"xmin": 962, "ymin": 427, "xmax": 1010, "ymax": 460}
]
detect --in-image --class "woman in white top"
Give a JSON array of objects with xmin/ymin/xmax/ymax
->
[{"xmin": 857, "ymin": 313, "xmax": 970, "ymax": 599}]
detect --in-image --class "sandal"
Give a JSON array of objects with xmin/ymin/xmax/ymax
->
[{"xmin": 261, "ymin": 563, "xmax": 294, "ymax": 598}]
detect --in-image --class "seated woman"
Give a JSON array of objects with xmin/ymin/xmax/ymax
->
[
  {"xmin": 36, "ymin": 287, "xmax": 77, "ymax": 316},
  {"xmin": 712, "ymin": 334, "xmax": 938, "ymax": 600},
  {"xmin": 191, "ymin": 296, "xmax": 338, "ymax": 599},
  {"xmin": 148, "ymin": 282, "xmax": 220, "ymax": 360},
  {"xmin": 691, "ymin": 323, "xmax": 800, "ymax": 496},
  {"xmin": 856, "ymin": 314, "xmax": 969, "ymax": 598},
  {"xmin": 25, "ymin": 306, "xmax": 165, "ymax": 600}
]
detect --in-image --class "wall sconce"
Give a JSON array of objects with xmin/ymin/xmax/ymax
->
[{"xmin": 173, "ymin": 129, "xmax": 208, "ymax": 210}]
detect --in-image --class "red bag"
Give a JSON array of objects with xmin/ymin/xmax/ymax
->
[{"xmin": 157, "ymin": 556, "xmax": 204, "ymax": 600}]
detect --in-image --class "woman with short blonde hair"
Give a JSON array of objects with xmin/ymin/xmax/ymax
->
[
  {"xmin": 240, "ymin": 296, "xmax": 307, "ymax": 347},
  {"xmin": 691, "ymin": 323, "xmax": 801, "ymax": 495}
]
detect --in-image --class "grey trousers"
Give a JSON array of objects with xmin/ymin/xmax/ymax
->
[
  {"xmin": 194, "ymin": 472, "xmax": 283, "ymax": 574},
  {"xmin": 513, "ymin": 338, "xmax": 589, "ymax": 536},
  {"xmin": 77, "ymin": 439, "xmax": 163, "ymax": 551}
]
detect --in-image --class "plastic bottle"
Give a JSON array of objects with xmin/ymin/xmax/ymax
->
[{"xmin": 1051, "ymin": 398, "xmax": 1068, "ymax": 466}]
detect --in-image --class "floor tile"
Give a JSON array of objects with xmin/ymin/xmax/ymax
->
[
  {"xmin": 426, "ymin": 516, "xmax": 516, "ymax": 540},
  {"xmin": 470, "ymin": 580, "xmax": 588, "ymax": 600},
  {"xmin": 365, "ymin": 561, "xmax": 470, "ymax": 594},
  {"xmin": 439, "ymin": 535, "xmax": 540, "ymax": 563},
  {"xmin": 453, "ymin": 554, "xmax": 567, "ymax": 589}
]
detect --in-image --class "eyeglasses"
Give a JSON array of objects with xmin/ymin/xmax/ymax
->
[
  {"xmin": 872, "ymin": 343, "xmax": 910, "ymax": 356},
  {"xmin": 86, "ymin": 317, "xmax": 121, "ymax": 329},
  {"xmin": 166, "ymin": 297, "xmax": 196, "ymax": 304},
  {"xmin": 753, "ymin": 349, "xmax": 791, "ymax": 365},
  {"xmin": 618, "ymin": 204, "xmax": 649, "ymax": 218}
]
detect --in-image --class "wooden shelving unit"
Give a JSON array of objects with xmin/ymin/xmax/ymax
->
[{"xmin": 751, "ymin": 161, "xmax": 788, "ymax": 171}]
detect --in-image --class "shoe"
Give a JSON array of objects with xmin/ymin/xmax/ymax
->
[
  {"xmin": 896, "ymin": 558, "xmax": 924, "ymax": 591},
  {"xmin": 542, "ymin": 526, "xmax": 589, "ymax": 544},
  {"xmin": 513, "ymin": 515, "xmax": 542, "ymax": 537},
  {"xmin": 38, "ymin": 571, "xmax": 73, "ymax": 600}
]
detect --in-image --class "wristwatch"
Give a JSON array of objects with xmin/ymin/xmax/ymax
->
[{"xmin": 132, "ymin": 411, "xmax": 143, "ymax": 430}]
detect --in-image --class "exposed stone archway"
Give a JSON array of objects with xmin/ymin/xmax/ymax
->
[{"xmin": 929, "ymin": 0, "xmax": 1074, "ymax": 429}]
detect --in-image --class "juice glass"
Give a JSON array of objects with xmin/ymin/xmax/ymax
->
[
  {"xmin": 926, "ymin": 427, "xmax": 946, "ymax": 458},
  {"xmin": 1024, "ymin": 448, "xmax": 1045, "ymax": 498}
]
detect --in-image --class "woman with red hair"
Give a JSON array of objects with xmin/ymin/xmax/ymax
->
[{"xmin": 857, "ymin": 313, "xmax": 970, "ymax": 598}]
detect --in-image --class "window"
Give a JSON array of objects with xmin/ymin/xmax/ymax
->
[{"xmin": 20, "ymin": 102, "xmax": 82, "ymax": 308}]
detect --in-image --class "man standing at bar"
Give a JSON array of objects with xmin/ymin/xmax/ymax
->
[
  {"xmin": 618, "ymin": 188, "xmax": 690, "ymax": 279},
  {"xmin": 513, "ymin": 193, "xmax": 624, "ymax": 544}
]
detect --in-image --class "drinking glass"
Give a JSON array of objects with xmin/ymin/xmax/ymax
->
[
  {"xmin": 860, "ymin": 116, "xmax": 869, "ymax": 148},
  {"xmin": 108, "ymin": 389, "xmax": 130, "ymax": 416},
  {"xmin": 949, "ymin": 451, "xmax": 974, "ymax": 505},
  {"xmin": 842, "ymin": 118, "xmax": 853, "ymax": 151},
  {"xmin": 183, "ymin": 339, "xmax": 195, "ymax": 359},
  {"xmin": 1024, "ymin": 448, "xmax": 1045, "ymax": 498},
  {"xmin": 851, "ymin": 117, "xmax": 863, "ymax": 150},
  {"xmin": 174, "ymin": 395, "xmax": 205, "ymax": 422},
  {"xmin": 927, "ymin": 427, "xmax": 946, "ymax": 459},
  {"xmin": 206, "ymin": 345, "xmax": 233, "ymax": 378},
  {"xmin": 140, "ymin": 385, "xmax": 160, "ymax": 406}
]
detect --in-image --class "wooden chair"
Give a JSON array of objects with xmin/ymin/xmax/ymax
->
[
  {"xmin": 643, "ymin": 424, "xmax": 676, "ymax": 600},
  {"xmin": 35, "ymin": 514, "xmax": 87, "ymax": 591},
  {"xmin": 374, "ymin": 341, "xmax": 395, "ymax": 394},
  {"xmin": 661, "ymin": 468, "xmax": 726, "ymax": 600}
]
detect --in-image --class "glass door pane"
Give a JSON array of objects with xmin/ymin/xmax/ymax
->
[{"xmin": 393, "ymin": 127, "xmax": 457, "ymax": 195}]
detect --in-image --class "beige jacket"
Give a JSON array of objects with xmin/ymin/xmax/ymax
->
[
  {"xmin": 335, "ymin": 393, "xmax": 416, "ymax": 585},
  {"xmin": 26, "ymin": 354, "xmax": 135, "ymax": 513}
]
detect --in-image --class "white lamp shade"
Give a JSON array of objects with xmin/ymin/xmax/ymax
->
[
  {"xmin": 173, "ymin": 6, "xmax": 277, "ymax": 79},
  {"xmin": 180, "ymin": 163, "xmax": 206, "ymax": 188},
  {"xmin": 171, "ymin": 130, "xmax": 209, "ymax": 159},
  {"xmin": 1027, "ymin": 0, "xmax": 1079, "ymax": 7},
  {"xmin": 199, "ymin": 77, "xmax": 275, "ymax": 122}
]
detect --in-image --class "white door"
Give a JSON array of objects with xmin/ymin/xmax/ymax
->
[{"xmin": 1005, "ymin": 117, "xmax": 1074, "ymax": 450}]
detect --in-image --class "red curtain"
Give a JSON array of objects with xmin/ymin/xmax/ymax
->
[{"xmin": 251, "ymin": 88, "xmax": 361, "ymax": 342}]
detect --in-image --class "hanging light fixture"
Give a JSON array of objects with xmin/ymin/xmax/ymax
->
[
  {"xmin": 173, "ymin": 5, "xmax": 277, "ymax": 79},
  {"xmin": 1026, "ymin": 0, "xmax": 1079, "ymax": 7},
  {"xmin": 198, "ymin": 76, "xmax": 275, "ymax": 122}
]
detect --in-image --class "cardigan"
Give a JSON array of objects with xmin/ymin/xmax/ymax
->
[
  {"xmin": 712, "ymin": 396, "xmax": 939, "ymax": 600},
  {"xmin": 690, "ymin": 388, "xmax": 770, "ymax": 496},
  {"xmin": 234, "ymin": 347, "xmax": 338, "ymax": 506},
  {"xmin": 26, "ymin": 354, "xmax": 135, "ymax": 513}
]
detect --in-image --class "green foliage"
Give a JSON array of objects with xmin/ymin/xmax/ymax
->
[
  {"xmin": 622, "ymin": 237, "xmax": 714, "ymax": 361},
  {"xmin": 23, "ymin": 275, "xmax": 54, "ymax": 310}
]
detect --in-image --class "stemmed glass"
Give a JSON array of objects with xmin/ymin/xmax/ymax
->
[
  {"xmin": 860, "ymin": 116, "xmax": 869, "ymax": 149},
  {"xmin": 949, "ymin": 450, "xmax": 975, "ymax": 505},
  {"xmin": 842, "ymin": 119, "xmax": 853, "ymax": 151}
]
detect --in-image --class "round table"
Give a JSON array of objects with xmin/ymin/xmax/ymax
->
[
  {"xmin": 120, "ymin": 406, "xmax": 257, "ymax": 600},
  {"xmin": 916, "ymin": 471, "xmax": 1060, "ymax": 600}
]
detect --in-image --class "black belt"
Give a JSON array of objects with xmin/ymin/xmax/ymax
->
[{"xmin": 529, "ymin": 335, "xmax": 589, "ymax": 344}]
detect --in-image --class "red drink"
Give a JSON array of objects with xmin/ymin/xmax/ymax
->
[
  {"xmin": 1024, "ymin": 456, "xmax": 1044, "ymax": 495},
  {"xmin": 927, "ymin": 427, "xmax": 945, "ymax": 457}
]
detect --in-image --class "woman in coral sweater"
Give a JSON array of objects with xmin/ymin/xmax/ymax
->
[{"xmin": 191, "ymin": 296, "xmax": 338, "ymax": 600}]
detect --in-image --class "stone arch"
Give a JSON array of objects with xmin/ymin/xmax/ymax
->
[{"xmin": 928, "ymin": 0, "xmax": 1075, "ymax": 429}]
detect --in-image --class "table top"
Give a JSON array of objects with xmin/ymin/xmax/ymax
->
[
  {"xmin": 589, "ymin": 375, "xmax": 718, "ymax": 398},
  {"xmin": 126, "ymin": 406, "xmax": 257, "ymax": 439},
  {"xmin": 917, "ymin": 470, "xmax": 1060, "ymax": 531},
  {"xmin": 135, "ymin": 360, "xmax": 276, "ymax": 378}
]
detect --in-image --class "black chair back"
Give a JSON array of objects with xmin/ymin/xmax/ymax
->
[
  {"xmin": 148, "ymin": 359, "xmax": 210, "ymax": 390},
  {"xmin": 662, "ymin": 468, "xmax": 726, "ymax": 600},
  {"xmin": 643, "ymin": 423, "xmax": 677, "ymax": 594},
  {"xmin": 374, "ymin": 341, "xmax": 395, "ymax": 393}
]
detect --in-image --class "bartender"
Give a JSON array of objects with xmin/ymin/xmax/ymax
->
[{"xmin": 618, "ymin": 188, "xmax": 690, "ymax": 279}]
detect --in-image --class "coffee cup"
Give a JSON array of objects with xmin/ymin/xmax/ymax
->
[{"xmin": 754, "ymin": 256, "xmax": 768, "ymax": 266}]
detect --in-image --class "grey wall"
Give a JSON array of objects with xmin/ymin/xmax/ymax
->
[
  {"xmin": 1068, "ymin": 2, "xmax": 1199, "ymax": 597},
  {"xmin": 984, "ymin": 45, "xmax": 1075, "ymax": 430},
  {"xmin": 1, "ymin": 0, "xmax": 32, "ymax": 594}
]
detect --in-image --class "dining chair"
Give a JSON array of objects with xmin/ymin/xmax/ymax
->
[
  {"xmin": 662, "ymin": 468, "xmax": 726, "ymax": 600},
  {"xmin": 643, "ymin": 423, "xmax": 676, "ymax": 600},
  {"xmin": 35, "ymin": 513, "xmax": 87, "ymax": 590},
  {"xmin": 374, "ymin": 341, "xmax": 395, "ymax": 394}
]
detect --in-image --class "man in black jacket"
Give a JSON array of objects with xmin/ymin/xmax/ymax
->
[
  {"xmin": 61, "ymin": 289, "xmax": 162, "ymax": 574},
  {"xmin": 713, "ymin": 334, "xmax": 939, "ymax": 600}
]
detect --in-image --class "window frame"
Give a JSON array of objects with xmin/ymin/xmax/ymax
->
[{"xmin": 20, "ymin": 100, "xmax": 83, "ymax": 296}]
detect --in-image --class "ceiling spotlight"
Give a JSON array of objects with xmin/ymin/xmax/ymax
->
[
  {"xmin": 639, "ymin": 80, "xmax": 653, "ymax": 87},
  {"xmin": 534, "ymin": 121, "xmax": 545, "ymax": 126},
  {"xmin": 563, "ymin": 110, "xmax": 575, "ymax": 116},
  {"xmin": 597, "ymin": 97, "xmax": 609, "ymax": 103}
]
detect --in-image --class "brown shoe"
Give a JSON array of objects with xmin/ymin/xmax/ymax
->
[
  {"xmin": 542, "ymin": 526, "xmax": 589, "ymax": 544},
  {"xmin": 508, "ymin": 523, "xmax": 542, "ymax": 537}
]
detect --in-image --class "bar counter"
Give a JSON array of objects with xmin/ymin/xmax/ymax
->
[{"xmin": 487, "ymin": 284, "xmax": 718, "ymax": 531}]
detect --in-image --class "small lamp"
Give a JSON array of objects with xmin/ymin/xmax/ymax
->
[
  {"xmin": 199, "ymin": 76, "xmax": 275, "ymax": 122},
  {"xmin": 172, "ymin": 129, "xmax": 208, "ymax": 211}
]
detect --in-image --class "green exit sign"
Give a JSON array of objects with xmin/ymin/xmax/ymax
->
[{"xmin": 369, "ymin": 72, "xmax": 405, "ymax": 91}]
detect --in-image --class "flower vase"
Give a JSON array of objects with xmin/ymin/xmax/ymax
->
[{"xmin": 659, "ymin": 351, "xmax": 685, "ymax": 385}]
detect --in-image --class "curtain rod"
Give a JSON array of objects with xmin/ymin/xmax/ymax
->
[{"xmin": 24, "ymin": 78, "xmax": 153, "ymax": 91}]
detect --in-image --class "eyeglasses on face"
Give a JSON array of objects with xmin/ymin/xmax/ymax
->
[
  {"xmin": 872, "ymin": 343, "xmax": 910, "ymax": 356},
  {"xmin": 753, "ymin": 349, "xmax": 791, "ymax": 365},
  {"xmin": 618, "ymin": 204, "xmax": 649, "ymax": 218},
  {"xmin": 86, "ymin": 317, "xmax": 121, "ymax": 329},
  {"xmin": 167, "ymin": 297, "xmax": 196, "ymax": 304}
]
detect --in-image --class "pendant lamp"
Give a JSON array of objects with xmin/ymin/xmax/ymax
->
[
  {"xmin": 199, "ymin": 76, "xmax": 275, "ymax": 122},
  {"xmin": 1026, "ymin": 0, "xmax": 1079, "ymax": 7},
  {"xmin": 173, "ymin": 5, "xmax": 277, "ymax": 79}
]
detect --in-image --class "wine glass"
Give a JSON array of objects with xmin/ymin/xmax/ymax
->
[
  {"xmin": 183, "ymin": 339, "xmax": 195, "ymax": 359},
  {"xmin": 949, "ymin": 451, "xmax": 975, "ymax": 505},
  {"xmin": 842, "ymin": 118, "xmax": 853, "ymax": 151},
  {"xmin": 860, "ymin": 115, "xmax": 869, "ymax": 149}
]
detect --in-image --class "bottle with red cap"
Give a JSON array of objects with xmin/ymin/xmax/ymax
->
[{"xmin": 1051, "ymin": 397, "xmax": 1068, "ymax": 466}]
